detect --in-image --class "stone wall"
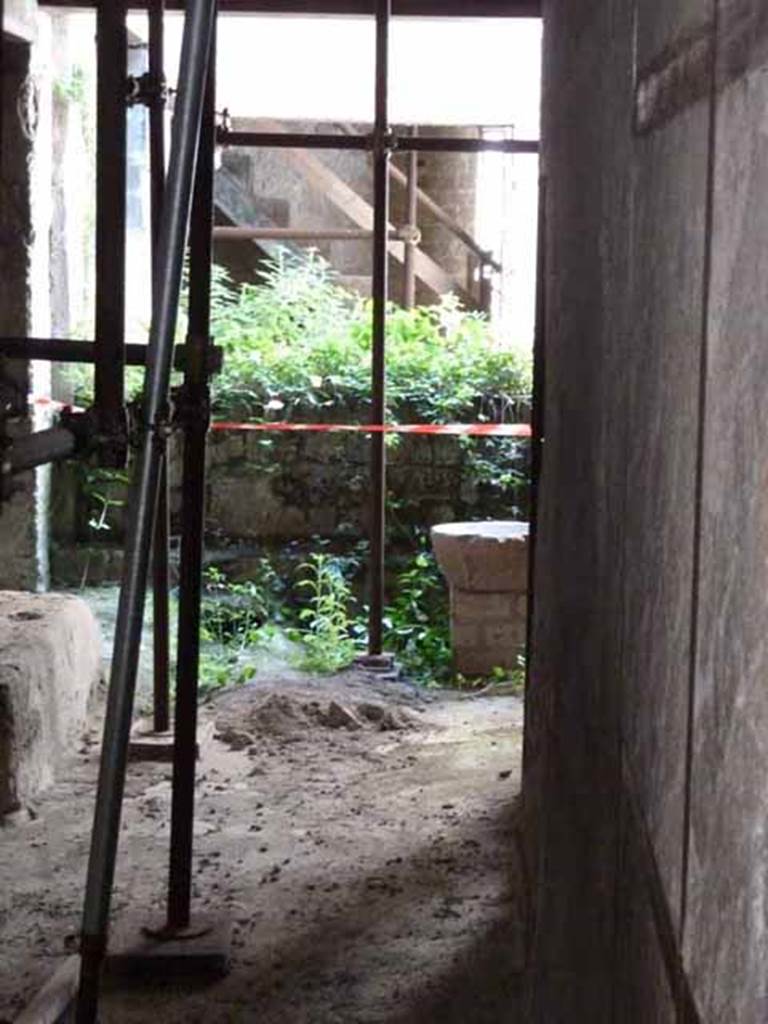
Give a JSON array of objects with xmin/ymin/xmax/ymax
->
[
  {"xmin": 49, "ymin": 428, "xmax": 528, "ymax": 586},
  {"xmin": 524, "ymin": 2, "xmax": 768, "ymax": 1022},
  {"xmin": 0, "ymin": 33, "xmax": 38, "ymax": 590},
  {"xmin": 217, "ymin": 118, "xmax": 479, "ymax": 305}
]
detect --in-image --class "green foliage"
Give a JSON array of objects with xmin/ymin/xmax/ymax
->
[
  {"xmin": 293, "ymin": 553, "xmax": 358, "ymax": 674},
  {"xmin": 54, "ymin": 65, "xmax": 87, "ymax": 105},
  {"xmin": 382, "ymin": 546, "xmax": 452, "ymax": 685},
  {"xmin": 81, "ymin": 466, "xmax": 129, "ymax": 535},
  {"xmin": 197, "ymin": 564, "xmax": 278, "ymax": 696},
  {"xmin": 208, "ymin": 251, "xmax": 532, "ymax": 424}
]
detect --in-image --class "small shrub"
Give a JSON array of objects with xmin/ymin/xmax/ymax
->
[{"xmin": 294, "ymin": 553, "xmax": 358, "ymax": 674}]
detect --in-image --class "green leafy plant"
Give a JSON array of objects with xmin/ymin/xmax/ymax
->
[
  {"xmin": 294, "ymin": 552, "xmax": 358, "ymax": 673},
  {"xmin": 197, "ymin": 564, "xmax": 278, "ymax": 696},
  {"xmin": 207, "ymin": 251, "xmax": 532, "ymax": 426},
  {"xmin": 382, "ymin": 546, "xmax": 452, "ymax": 685}
]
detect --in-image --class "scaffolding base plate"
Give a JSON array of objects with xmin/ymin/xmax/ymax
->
[
  {"xmin": 127, "ymin": 718, "xmax": 214, "ymax": 763},
  {"xmin": 106, "ymin": 915, "xmax": 232, "ymax": 979}
]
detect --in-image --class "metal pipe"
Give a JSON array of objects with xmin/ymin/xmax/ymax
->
[
  {"xmin": 212, "ymin": 226, "xmax": 407, "ymax": 242},
  {"xmin": 218, "ymin": 128, "xmax": 374, "ymax": 151},
  {"xmin": 149, "ymin": 0, "xmax": 171, "ymax": 736},
  {"xmin": 403, "ymin": 128, "xmax": 418, "ymax": 308},
  {"xmin": 39, "ymin": 0, "xmax": 542, "ymax": 15},
  {"xmin": 217, "ymin": 127, "xmax": 539, "ymax": 156},
  {"xmin": 152, "ymin": 461, "xmax": 171, "ymax": 733},
  {"xmin": 148, "ymin": 0, "xmax": 166, "ymax": 250},
  {"xmin": 402, "ymin": 136, "xmax": 538, "ymax": 154},
  {"xmin": 367, "ymin": 0, "xmax": 390, "ymax": 657},
  {"xmin": 167, "ymin": 25, "xmax": 216, "ymax": 931},
  {"xmin": 76, "ymin": 2, "xmax": 216, "ymax": 1019},
  {"xmin": 388, "ymin": 162, "xmax": 502, "ymax": 273},
  {"xmin": 0, "ymin": 337, "xmax": 213, "ymax": 369},
  {"xmin": 3, "ymin": 426, "xmax": 77, "ymax": 474},
  {"xmin": 94, "ymin": 0, "xmax": 128, "ymax": 464}
]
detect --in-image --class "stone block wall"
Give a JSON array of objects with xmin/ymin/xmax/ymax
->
[
  {"xmin": 524, "ymin": 2, "xmax": 768, "ymax": 1022},
  {"xmin": 49, "ymin": 426, "xmax": 528, "ymax": 585}
]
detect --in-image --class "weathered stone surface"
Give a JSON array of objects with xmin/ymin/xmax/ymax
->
[
  {"xmin": 621, "ymin": 59, "xmax": 710, "ymax": 926},
  {"xmin": 684, "ymin": 48, "xmax": 768, "ymax": 1024},
  {"xmin": 525, "ymin": 2, "xmax": 768, "ymax": 1022},
  {"xmin": 0, "ymin": 591, "xmax": 101, "ymax": 814},
  {"xmin": 432, "ymin": 521, "xmax": 528, "ymax": 675}
]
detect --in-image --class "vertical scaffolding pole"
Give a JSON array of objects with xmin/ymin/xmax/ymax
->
[
  {"xmin": 403, "ymin": 128, "xmax": 418, "ymax": 309},
  {"xmin": 167, "ymin": 22, "xmax": 216, "ymax": 931},
  {"xmin": 75, "ymin": 3, "xmax": 216, "ymax": 1019},
  {"xmin": 94, "ymin": 0, "xmax": 127, "ymax": 465},
  {"xmin": 149, "ymin": 0, "xmax": 171, "ymax": 735},
  {"xmin": 367, "ymin": 0, "xmax": 391, "ymax": 656}
]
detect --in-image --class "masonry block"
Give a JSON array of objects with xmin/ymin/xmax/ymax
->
[{"xmin": 0, "ymin": 592, "xmax": 102, "ymax": 814}]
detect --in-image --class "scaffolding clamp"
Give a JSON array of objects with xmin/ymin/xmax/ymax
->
[
  {"xmin": 127, "ymin": 71, "xmax": 168, "ymax": 110},
  {"xmin": 172, "ymin": 382, "xmax": 211, "ymax": 434}
]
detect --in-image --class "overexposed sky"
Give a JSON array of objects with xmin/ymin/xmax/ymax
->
[{"xmin": 142, "ymin": 14, "xmax": 541, "ymax": 133}]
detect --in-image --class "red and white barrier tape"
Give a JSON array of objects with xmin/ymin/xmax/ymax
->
[
  {"xmin": 211, "ymin": 421, "xmax": 531, "ymax": 437},
  {"xmin": 32, "ymin": 399, "xmax": 531, "ymax": 438}
]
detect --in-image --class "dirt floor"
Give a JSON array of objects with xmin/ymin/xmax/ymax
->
[{"xmin": 0, "ymin": 668, "xmax": 527, "ymax": 1023}]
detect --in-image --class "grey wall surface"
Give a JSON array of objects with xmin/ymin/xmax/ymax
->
[
  {"xmin": 0, "ymin": 36, "xmax": 38, "ymax": 590},
  {"xmin": 524, "ymin": 1, "xmax": 768, "ymax": 1021}
]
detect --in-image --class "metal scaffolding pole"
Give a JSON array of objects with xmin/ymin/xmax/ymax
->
[
  {"xmin": 403, "ymin": 128, "xmax": 418, "ymax": 309},
  {"xmin": 149, "ymin": 0, "xmax": 171, "ymax": 736},
  {"xmin": 218, "ymin": 127, "xmax": 538, "ymax": 156},
  {"xmin": 0, "ymin": 336, "xmax": 217, "ymax": 369},
  {"xmin": 167, "ymin": 26, "xmax": 216, "ymax": 932},
  {"xmin": 94, "ymin": 0, "xmax": 128, "ymax": 467},
  {"xmin": 75, "ymin": 1, "xmax": 216, "ymax": 1019},
  {"xmin": 367, "ymin": 0, "xmax": 391, "ymax": 657}
]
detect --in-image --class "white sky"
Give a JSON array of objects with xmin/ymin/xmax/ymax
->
[{"xmin": 148, "ymin": 14, "xmax": 541, "ymax": 132}]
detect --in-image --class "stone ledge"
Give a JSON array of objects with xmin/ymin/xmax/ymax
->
[{"xmin": 0, "ymin": 591, "xmax": 102, "ymax": 814}]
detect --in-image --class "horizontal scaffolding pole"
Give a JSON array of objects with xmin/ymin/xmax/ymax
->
[
  {"xmin": 4, "ymin": 425, "xmax": 78, "ymax": 474},
  {"xmin": 0, "ymin": 337, "xmax": 221, "ymax": 371},
  {"xmin": 212, "ymin": 225, "xmax": 409, "ymax": 242},
  {"xmin": 218, "ymin": 130, "xmax": 373, "ymax": 151},
  {"xmin": 217, "ymin": 127, "xmax": 540, "ymax": 155},
  {"xmin": 405, "ymin": 136, "xmax": 539, "ymax": 154},
  {"xmin": 38, "ymin": 1, "xmax": 541, "ymax": 17}
]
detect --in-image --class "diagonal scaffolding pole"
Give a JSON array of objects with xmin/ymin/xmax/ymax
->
[
  {"xmin": 75, "ymin": 1, "xmax": 216, "ymax": 1019},
  {"xmin": 148, "ymin": 0, "xmax": 172, "ymax": 735},
  {"xmin": 367, "ymin": 0, "xmax": 391, "ymax": 656}
]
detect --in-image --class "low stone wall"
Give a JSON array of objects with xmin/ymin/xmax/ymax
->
[
  {"xmin": 49, "ymin": 429, "xmax": 528, "ymax": 585},
  {"xmin": 0, "ymin": 591, "xmax": 102, "ymax": 814}
]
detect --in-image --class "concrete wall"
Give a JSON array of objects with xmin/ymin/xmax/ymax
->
[{"xmin": 524, "ymin": 2, "xmax": 768, "ymax": 1021}]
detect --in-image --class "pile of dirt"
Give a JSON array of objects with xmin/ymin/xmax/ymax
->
[{"xmin": 214, "ymin": 688, "xmax": 417, "ymax": 751}]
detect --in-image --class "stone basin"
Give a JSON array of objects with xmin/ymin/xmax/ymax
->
[{"xmin": 431, "ymin": 521, "xmax": 529, "ymax": 676}]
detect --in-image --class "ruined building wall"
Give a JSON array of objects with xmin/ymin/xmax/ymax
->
[
  {"xmin": 0, "ymin": 29, "xmax": 38, "ymax": 590},
  {"xmin": 524, "ymin": 2, "xmax": 768, "ymax": 1021}
]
